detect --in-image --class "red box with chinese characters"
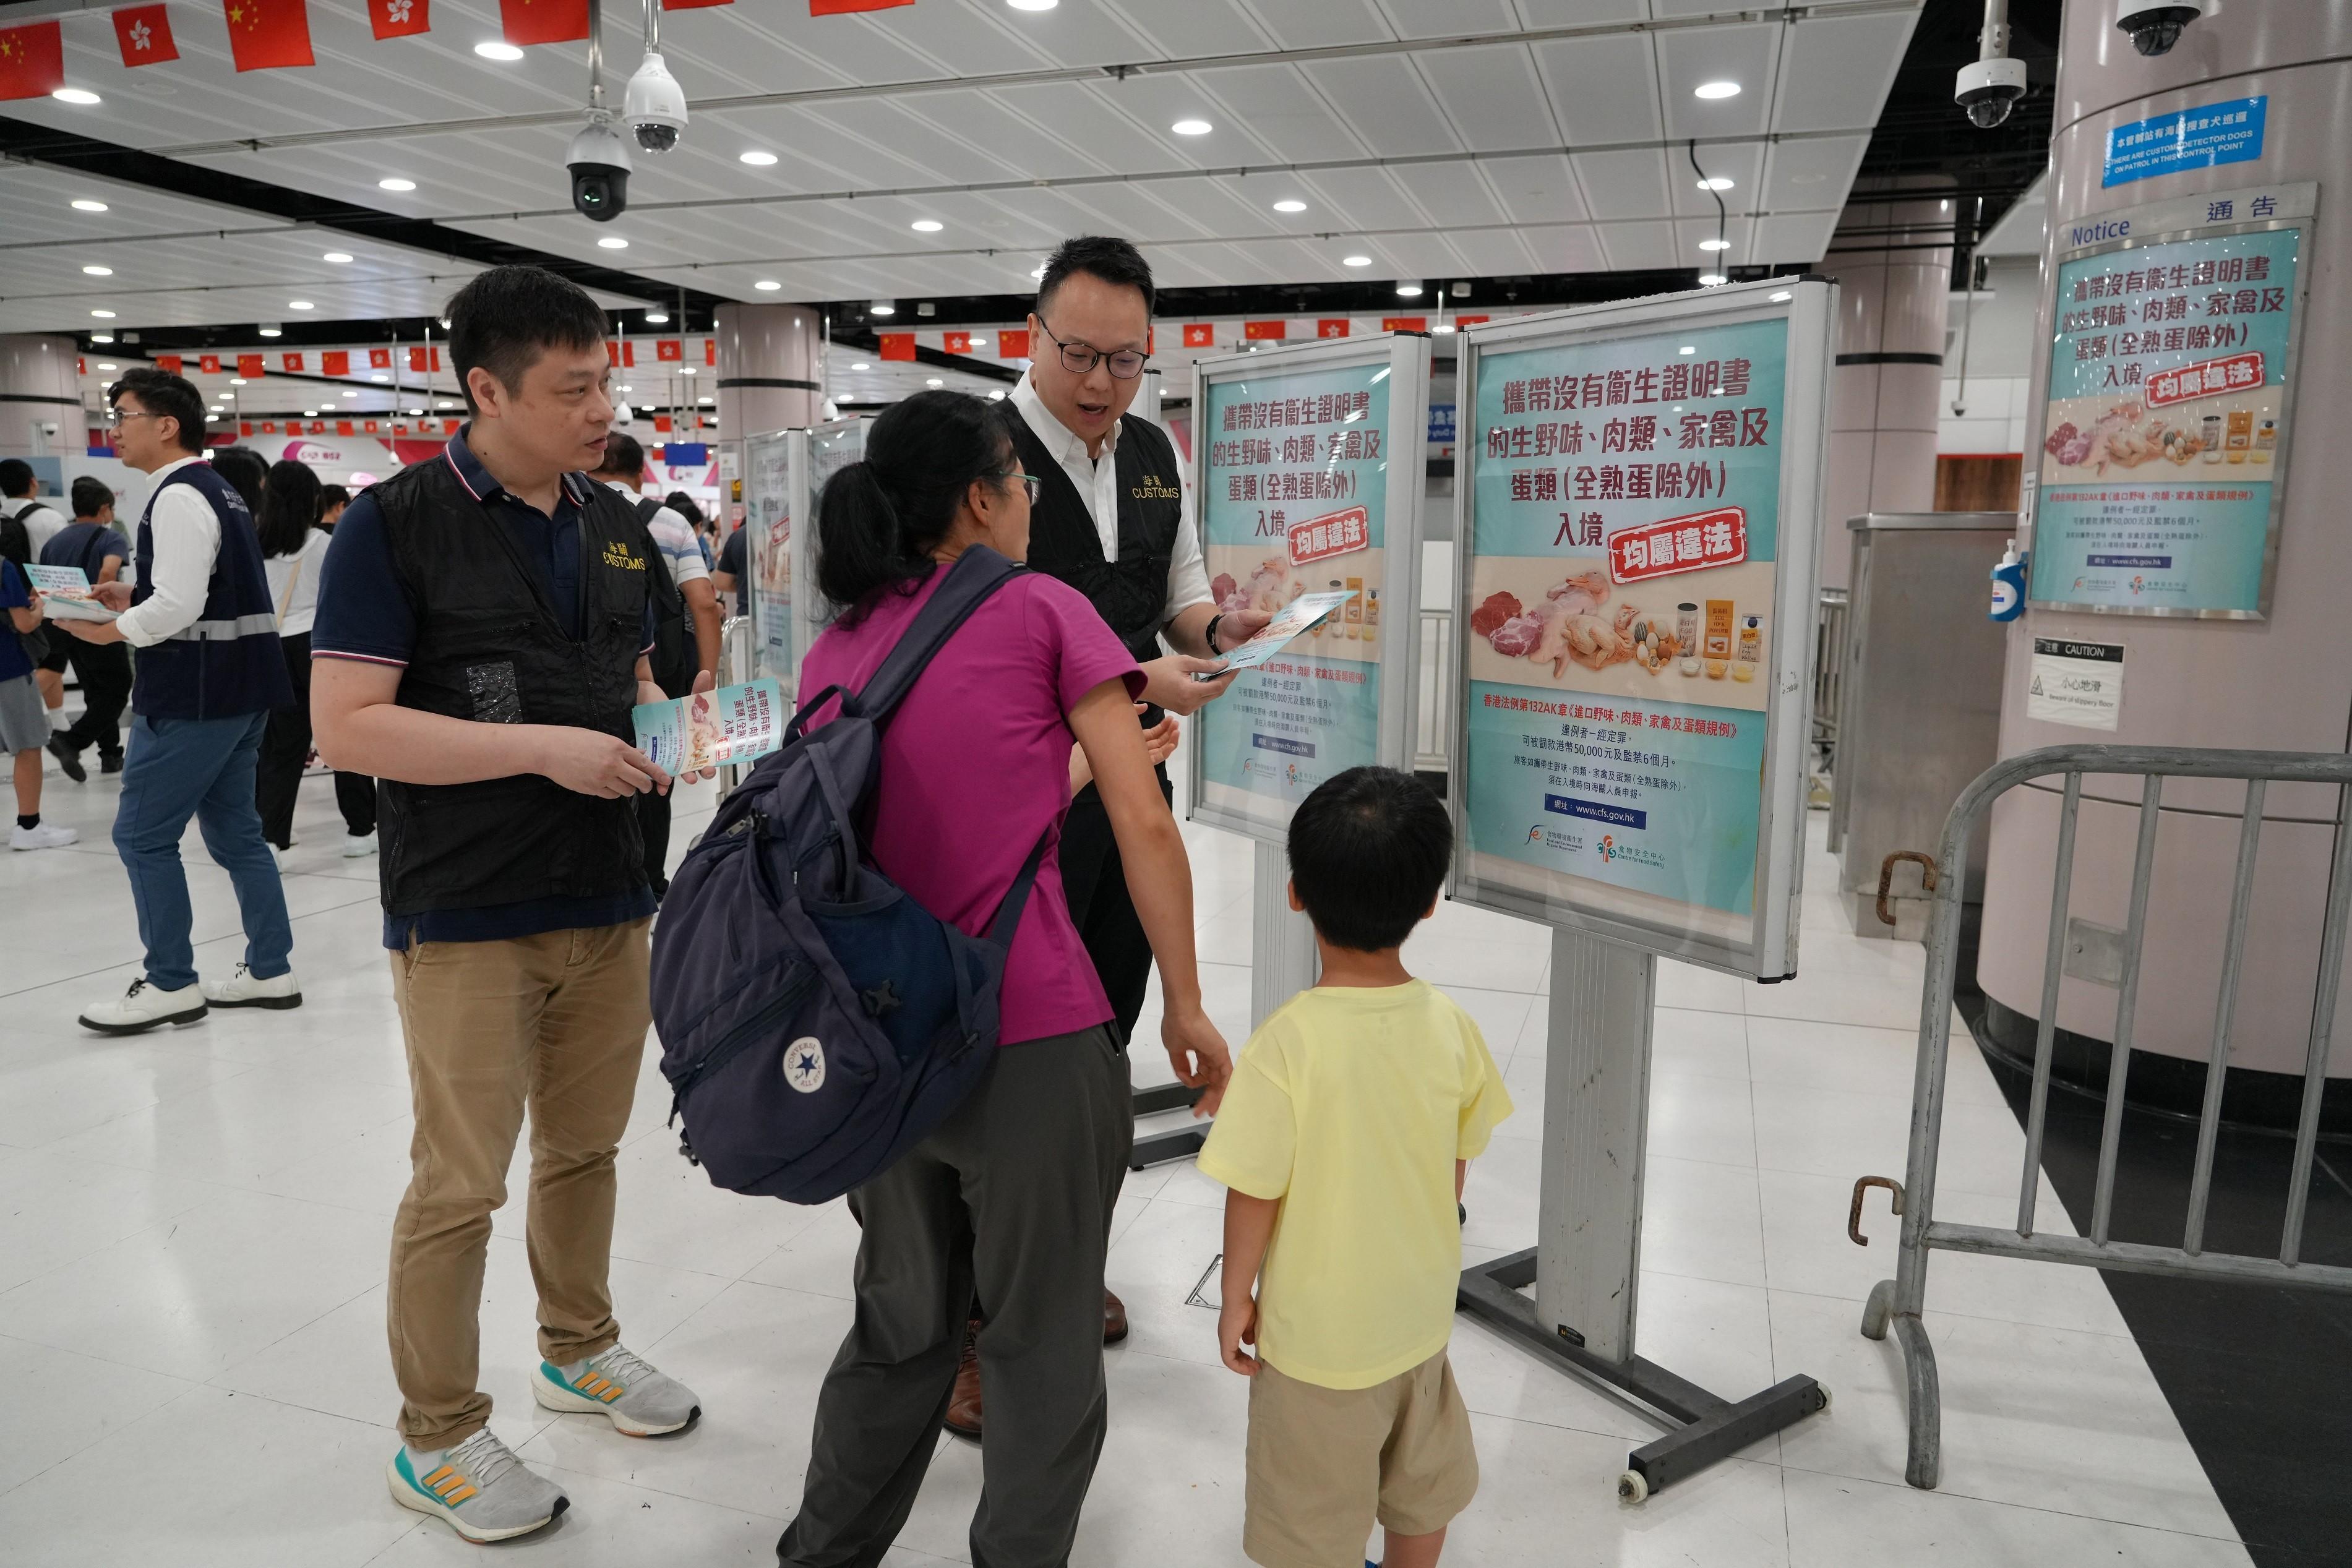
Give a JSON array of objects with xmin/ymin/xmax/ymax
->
[
  {"xmin": 2145, "ymin": 349, "xmax": 2264, "ymax": 408},
  {"xmin": 1287, "ymin": 505, "xmax": 1369, "ymax": 568},
  {"xmin": 1607, "ymin": 506, "xmax": 1746, "ymax": 585}
]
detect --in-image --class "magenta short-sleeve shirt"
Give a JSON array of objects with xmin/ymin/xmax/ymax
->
[{"xmin": 797, "ymin": 567, "xmax": 1144, "ymax": 1046}]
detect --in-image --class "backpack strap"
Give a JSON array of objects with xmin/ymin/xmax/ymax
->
[
  {"xmin": 983, "ymin": 828, "xmax": 1052, "ymax": 949},
  {"xmin": 847, "ymin": 546, "xmax": 1025, "ymax": 727}
]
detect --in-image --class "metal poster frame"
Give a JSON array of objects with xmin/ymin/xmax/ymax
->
[
  {"xmin": 1448, "ymin": 277, "xmax": 1835, "ymax": 981},
  {"xmin": 1184, "ymin": 330, "xmax": 1431, "ymax": 847},
  {"xmin": 2025, "ymin": 180, "xmax": 2317, "ymax": 620},
  {"xmin": 790, "ymin": 416, "xmax": 867, "ymax": 674},
  {"xmin": 740, "ymin": 426, "xmax": 797, "ymax": 688}
]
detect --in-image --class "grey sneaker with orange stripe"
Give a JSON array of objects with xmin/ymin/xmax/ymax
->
[
  {"xmin": 533, "ymin": 1343, "xmax": 700, "ymax": 1436},
  {"xmin": 387, "ymin": 1426, "xmax": 567, "ymax": 1542}
]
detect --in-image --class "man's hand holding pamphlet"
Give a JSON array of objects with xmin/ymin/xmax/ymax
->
[
  {"xmin": 27, "ymin": 564, "xmax": 119, "ymax": 622},
  {"xmin": 633, "ymin": 677, "xmax": 788, "ymax": 778},
  {"xmin": 1193, "ymin": 588, "xmax": 1356, "ymax": 680}
]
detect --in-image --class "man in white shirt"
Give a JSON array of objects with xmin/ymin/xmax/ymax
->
[{"xmin": 58, "ymin": 369, "xmax": 300, "ymax": 1033}]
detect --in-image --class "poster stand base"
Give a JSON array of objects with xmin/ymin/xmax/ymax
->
[
  {"xmin": 1129, "ymin": 1083, "xmax": 1207, "ymax": 1170},
  {"xmin": 1457, "ymin": 1250, "xmax": 1824, "ymax": 1499}
]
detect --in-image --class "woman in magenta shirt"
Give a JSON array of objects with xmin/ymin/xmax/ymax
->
[{"xmin": 778, "ymin": 392, "xmax": 1230, "ymax": 1568}]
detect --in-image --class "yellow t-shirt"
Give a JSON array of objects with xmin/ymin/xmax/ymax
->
[{"xmin": 1196, "ymin": 978, "xmax": 1514, "ymax": 1390}]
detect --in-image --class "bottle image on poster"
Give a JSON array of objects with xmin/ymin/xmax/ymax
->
[
  {"xmin": 1462, "ymin": 317, "xmax": 1788, "ymax": 948},
  {"xmin": 1195, "ymin": 360, "xmax": 1393, "ymax": 832},
  {"xmin": 2029, "ymin": 220, "xmax": 2300, "ymax": 615}
]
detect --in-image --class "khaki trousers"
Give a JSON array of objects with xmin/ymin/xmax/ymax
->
[{"xmin": 385, "ymin": 919, "xmax": 651, "ymax": 1449}]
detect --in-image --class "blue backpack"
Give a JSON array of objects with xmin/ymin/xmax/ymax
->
[{"xmin": 651, "ymin": 547, "xmax": 1047, "ymax": 1204}]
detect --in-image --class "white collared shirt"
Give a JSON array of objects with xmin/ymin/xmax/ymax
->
[
  {"xmin": 112, "ymin": 455, "xmax": 221, "ymax": 649},
  {"xmin": 1010, "ymin": 371, "xmax": 1212, "ymax": 633}
]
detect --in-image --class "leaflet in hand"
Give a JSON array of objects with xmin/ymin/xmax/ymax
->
[
  {"xmin": 1208, "ymin": 588, "xmax": 1358, "ymax": 675},
  {"xmin": 633, "ymin": 678, "xmax": 786, "ymax": 776},
  {"xmin": 26, "ymin": 563, "xmax": 119, "ymax": 622}
]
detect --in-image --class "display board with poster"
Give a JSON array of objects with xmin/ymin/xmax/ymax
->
[
  {"xmin": 788, "ymin": 416, "xmax": 866, "ymax": 677},
  {"xmin": 2028, "ymin": 181, "xmax": 2313, "ymax": 619},
  {"xmin": 1187, "ymin": 333, "xmax": 1429, "ymax": 844},
  {"xmin": 1451, "ymin": 278, "xmax": 1834, "ymax": 979},
  {"xmin": 742, "ymin": 428, "xmax": 796, "ymax": 687}
]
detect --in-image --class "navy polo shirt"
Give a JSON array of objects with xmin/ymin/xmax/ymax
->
[{"xmin": 314, "ymin": 427, "xmax": 660, "ymax": 949}]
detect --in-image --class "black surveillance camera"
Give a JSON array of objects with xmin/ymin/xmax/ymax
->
[
  {"xmin": 567, "ymin": 114, "xmax": 633, "ymax": 223},
  {"xmin": 2117, "ymin": 1, "xmax": 2202, "ymax": 56},
  {"xmin": 1955, "ymin": 56, "xmax": 2027, "ymax": 130}
]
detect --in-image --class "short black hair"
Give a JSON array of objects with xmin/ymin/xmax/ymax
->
[
  {"xmin": 445, "ymin": 265, "xmax": 609, "ymax": 416},
  {"xmin": 597, "ymin": 430, "xmax": 645, "ymax": 477},
  {"xmin": 208, "ymin": 446, "xmax": 267, "ymax": 513},
  {"xmin": 108, "ymin": 367, "xmax": 208, "ymax": 455},
  {"xmin": 0, "ymin": 460, "xmax": 32, "ymax": 498},
  {"xmin": 1037, "ymin": 234, "xmax": 1155, "ymax": 319},
  {"xmin": 70, "ymin": 477, "xmax": 114, "ymax": 518},
  {"xmin": 319, "ymin": 484, "xmax": 350, "ymax": 512},
  {"xmin": 1288, "ymin": 767, "xmax": 1453, "ymax": 953}
]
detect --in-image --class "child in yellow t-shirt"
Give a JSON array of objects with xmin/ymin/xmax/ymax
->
[{"xmin": 1198, "ymin": 766, "xmax": 1513, "ymax": 1568}]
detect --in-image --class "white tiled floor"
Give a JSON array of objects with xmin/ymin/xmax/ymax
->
[{"xmin": 0, "ymin": 750, "xmax": 2249, "ymax": 1566}]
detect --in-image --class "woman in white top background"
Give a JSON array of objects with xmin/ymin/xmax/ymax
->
[{"xmin": 254, "ymin": 460, "xmax": 377, "ymax": 863}]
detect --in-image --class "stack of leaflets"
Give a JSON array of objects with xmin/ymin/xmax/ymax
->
[
  {"xmin": 1196, "ymin": 587, "xmax": 1357, "ymax": 678},
  {"xmin": 633, "ymin": 677, "xmax": 788, "ymax": 776},
  {"xmin": 27, "ymin": 564, "xmax": 119, "ymax": 622}
]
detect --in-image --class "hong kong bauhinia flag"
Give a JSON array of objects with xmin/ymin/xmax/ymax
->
[
  {"xmin": 224, "ymin": 0, "xmax": 314, "ymax": 71},
  {"xmin": 0, "ymin": 20, "xmax": 66, "ymax": 100},
  {"xmin": 371, "ymin": 0, "xmax": 430, "ymax": 40},
  {"xmin": 500, "ymin": 0, "xmax": 588, "ymax": 45},
  {"xmin": 113, "ymin": 6, "xmax": 180, "ymax": 67}
]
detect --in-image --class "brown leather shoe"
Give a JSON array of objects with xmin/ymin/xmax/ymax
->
[
  {"xmin": 943, "ymin": 1319, "xmax": 984, "ymax": 1441},
  {"xmin": 1104, "ymin": 1288, "xmax": 1128, "ymax": 1345}
]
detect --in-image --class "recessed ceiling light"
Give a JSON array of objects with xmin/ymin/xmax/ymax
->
[
  {"xmin": 369, "ymin": 374, "xmax": 388, "ymax": 383},
  {"xmin": 230, "ymin": 377, "xmax": 247, "ymax": 385},
  {"xmin": 620, "ymin": 384, "xmax": 633, "ymax": 393},
  {"xmin": 91, "ymin": 333, "xmax": 114, "ymax": 343},
  {"xmin": 323, "ymin": 251, "xmax": 353, "ymax": 263},
  {"xmin": 870, "ymin": 302, "xmax": 896, "ymax": 317},
  {"xmin": 925, "ymin": 377, "xmax": 944, "ymax": 387},
  {"xmin": 680, "ymin": 366, "xmax": 697, "ymax": 375},
  {"xmin": 1170, "ymin": 118, "xmax": 1212, "ymax": 136},
  {"xmin": 258, "ymin": 325, "xmax": 282, "ymax": 337},
  {"xmin": 1343, "ymin": 254, "xmax": 1371, "ymax": 268},
  {"xmin": 1396, "ymin": 280, "xmax": 1423, "ymax": 298},
  {"xmin": 1432, "ymin": 324, "xmax": 1456, "ymax": 335},
  {"xmin": 341, "ymin": 389, "xmax": 359, "ymax": 398},
  {"xmin": 753, "ymin": 280, "xmax": 782, "ymax": 293},
  {"xmin": 90, "ymin": 309, "xmax": 116, "ymax": 319},
  {"xmin": 1007, "ymin": 0, "xmax": 1057, "ymax": 10},
  {"xmin": 82, "ymin": 265, "xmax": 113, "ymax": 276},
  {"xmin": 379, "ymin": 178, "xmax": 416, "ymax": 192},
  {"xmin": 437, "ymin": 399, "xmax": 456, "ymax": 409},
  {"xmin": 1699, "ymin": 238, "xmax": 1731, "ymax": 252},
  {"xmin": 1694, "ymin": 80, "xmax": 1741, "ymax": 100},
  {"xmin": 205, "ymin": 412, "xmax": 219, "ymax": 421},
  {"xmin": 474, "ymin": 41, "xmax": 525, "ymax": 61},
  {"xmin": 304, "ymin": 409, "xmax": 318, "ymax": 416},
  {"xmin": 851, "ymin": 362, "xmax": 870, "ymax": 371},
  {"xmin": 911, "ymin": 219, "xmax": 943, "ymax": 233},
  {"xmin": 288, "ymin": 299, "xmax": 315, "ymax": 310},
  {"xmin": 1029, "ymin": 267, "xmax": 1045, "ymax": 280},
  {"xmin": 53, "ymin": 88, "xmax": 101, "ymax": 106},
  {"xmin": 644, "ymin": 310, "xmax": 669, "ymax": 324},
  {"xmin": 97, "ymin": 362, "xmax": 118, "ymax": 371},
  {"xmin": 1770, "ymin": 290, "xmax": 1793, "ymax": 302},
  {"xmin": 72, "ymin": 199, "xmax": 108, "ymax": 212},
  {"xmin": 1696, "ymin": 177, "xmax": 1735, "ymax": 191},
  {"xmin": 1699, "ymin": 272, "xmax": 1728, "ymax": 286},
  {"xmin": 739, "ymin": 150, "xmax": 778, "ymax": 166},
  {"xmin": 597, "ymin": 237, "xmax": 629, "ymax": 249},
  {"xmin": 1273, "ymin": 199, "xmax": 1307, "ymax": 213},
  {"xmin": 1678, "ymin": 345, "xmax": 1696, "ymax": 355}
]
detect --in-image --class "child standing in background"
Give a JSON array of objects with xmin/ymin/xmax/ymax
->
[{"xmin": 1199, "ymin": 766, "xmax": 1512, "ymax": 1568}]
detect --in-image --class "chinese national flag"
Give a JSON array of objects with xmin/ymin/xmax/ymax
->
[
  {"xmin": 0, "ymin": 20, "xmax": 65, "ymax": 100},
  {"xmin": 371, "ymin": 0, "xmax": 429, "ymax": 40},
  {"xmin": 223, "ymin": 0, "xmax": 315, "ymax": 71},
  {"xmin": 157, "ymin": 354, "xmax": 184, "ymax": 374},
  {"xmin": 238, "ymin": 354, "xmax": 266, "ymax": 377},
  {"xmin": 704, "ymin": 338, "xmax": 716, "ymax": 366},
  {"xmin": 444, "ymin": 418, "xmax": 459, "ymax": 434},
  {"xmin": 1381, "ymin": 315, "xmax": 1427, "ymax": 332},
  {"xmin": 995, "ymin": 330, "xmax": 1029, "ymax": 359},
  {"xmin": 369, "ymin": 348, "xmax": 392, "ymax": 369},
  {"xmin": 281, "ymin": 352, "xmax": 304, "ymax": 372},
  {"xmin": 500, "ymin": 0, "xmax": 588, "ymax": 45},
  {"xmin": 810, "ymin": 0, "xmax": 912, "ymax": 14},
  {"xmin": 1182, "ymin": 324, "xmax": 1213, "ymax": 348},
  {"xmin": 322, "ymin": 349, "xmax": 350, "ymax": 375},
  {"xmin": 655, "ymin": 340, "xmax": 683, "ymax": 362},
  {"xmin": 337, "ymin": 420, "xmax": 354, "ymax": 435},
  {"xmin": 878, "ymin": 333, "xmax": 917, "ymax": 362},
  {"xmin": 1456, "ymin": 314, "xmax": 1490, "ymax": 329},
  {"xmin": 241, "ymin": 422, "xmax": 254, "ymax": 437},
  {"xmin": 113, "ymin": 6, "xmax": 180, "ymax": 67},
  {"xmin": 408, "ymin": 345, "xmax": 442, "ymax": 372},
  {"xmin": 654, "ymin": 414, "xmax": 673, "ymax": 434},
  {"xmin": 1244, "ymin": 320, "xmax": 1285, "ymax": 342},
  {"xmin": 942, "ymin": 332, "xmax": 971, "ymax": 355},
  {"xmin": 200, "ymin": 354, "xmax": 222, "ymax": 374}
]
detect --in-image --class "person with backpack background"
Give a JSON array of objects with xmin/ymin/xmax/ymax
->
[
  {"xmin": 771, "ymin": 389, "xmax": 1232, "ymax": 1568},
  {"xmin": 588, "ymin": 432, "xmax": 718, "ymax": 900},
  {"xmin": 1, "ymin": 460, "xmax": 69, "ymax": 752},
  {"xmin": 36, "ymin": 477, "xmax": 133, "ymax": 779},
  {"xmin": 251, "ymin": 458, "xmax": 377, "ymax": 863}
]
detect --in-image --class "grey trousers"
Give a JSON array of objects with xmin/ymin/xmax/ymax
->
[{"xmin": 777, "ymin": 1024, "xmax": 1133, "ymax": 1568}]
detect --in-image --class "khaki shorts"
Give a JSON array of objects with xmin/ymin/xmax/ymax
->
[{"xmin": 1243, "ymin": 1349, "xmax": 1479, "ymax": 1568}]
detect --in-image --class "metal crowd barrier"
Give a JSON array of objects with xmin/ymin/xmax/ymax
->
[
  {"xmin": 1851, "ymin": 743, "xmax": 2352, "ymax": 1489},
  {"xmin": 1415, "ymin": 607, "xmax": 1453, "ymax": 774}
]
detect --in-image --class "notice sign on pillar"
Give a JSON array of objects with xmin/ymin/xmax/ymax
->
[
  {"xmin": 1451, "ymin": 278, "xmax": 1834, "ymax": 978},
  {"xmin": 1188, "ymin": 332, "xmax": 1430, "ymax": 842},
  {"xmin": 744, "ymin": 427, "xmax": 796, "ymax": 688},
  {"xmin": 2029, "ymin": 182, "xmax": 2312, "ymax": 619}
]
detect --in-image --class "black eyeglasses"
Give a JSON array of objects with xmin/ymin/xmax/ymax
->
[
  {"xmin": 994, "ymin": 470, "xmax": 1044, "ymax": 503},
  {"xmin": 1034, "ymin": 319, "xmax": 1150, "ymax": 380}
]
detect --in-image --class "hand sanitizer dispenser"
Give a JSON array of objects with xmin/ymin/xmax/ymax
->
[{"xmin": 1989, "ymin": 539, "xmax": 2026, "ymax": 622}]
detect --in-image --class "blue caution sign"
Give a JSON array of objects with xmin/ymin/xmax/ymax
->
[{"xmin": 2103, "ymin": 97, "xmax": 2265, "ymax": 188}]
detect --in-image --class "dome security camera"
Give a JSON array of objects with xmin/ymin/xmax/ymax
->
[
  {"xmin": 624, "ymin": 51, "xmax": 687, "ymax": 153},
  {"xmin": 1956, "ymin": 55, "xmax": 2027, "ymax": 129},
  {"xmin": 567, "ymin": 113, "xmax": 633, "ymax": 222},
  {"xmin": 612, "ymin": 400, "xmax": 635, "ymax": 426},
  {"xmin": 2117, "ymin": 1, "xmax": 2202, "ymax": 57}
]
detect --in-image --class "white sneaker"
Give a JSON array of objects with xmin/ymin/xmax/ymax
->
[
  {"xmin": 342, "ymin": 831, "xmax": 378, "ymax": 858},
  {"xmin": 534, "ymin": 1345, "xmax": 701, "ymax": 1436},
  {"xmin": 271, "ymin": 845, "xmax": 293, "ymax": 871},
  {"xmin": 202, "ymin": 962, "xmax": 303, "ymax": 1011},
  {"xmin": 9, "ymin": 821, "xmax": 79, "ymax": 850},
  {"xmin": 387, "ymin": 1429, "xmax": 568, "ymax": 1543},
  {"xmin": 78, "ymin": 977, "xmax": 207, "ymax": 1035}
]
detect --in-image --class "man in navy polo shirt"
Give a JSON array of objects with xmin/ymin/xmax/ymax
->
[{"xmin": 311, "ymin": 265, "xmax": 713, "ymax": 1545}]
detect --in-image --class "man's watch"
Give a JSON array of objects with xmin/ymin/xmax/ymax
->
[{"xmin": 1205, "ymin": 612, "xmax": 1225, "ymax": 654}]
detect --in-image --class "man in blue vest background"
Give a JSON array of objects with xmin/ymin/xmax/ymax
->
[{"xmin": 59, "ymin": 367, "xmax": 301, "ymax": 1034}]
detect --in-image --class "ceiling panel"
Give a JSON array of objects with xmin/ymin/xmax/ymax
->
[
  {"xmin": 1752, "ymin": 212, "xmax": 1839, "ymax": 266},
  {"xmin": 1599, "ymin": 219, "xmax": 1679, "ymax": 272},
  {"xmin": 1670, "ymin": 142, "xmax": 1767, "ymax": 220},
  {"xmin": 1514, "ymin": 0, "xmax": 1647, "ymax": 21},
  {"xmin": 1530, "ymin": 33, "xmax": 1661, "ymax": 147},
  {"xmin": 1372, "ymin": 0, "xmax": 1523, "ymax": 42},
  {"xmin": 1234, "ymin": 0, "xmax": 1397, "ymax": 51},
  {"xmin": 1096, "ymin": 0, "xmax": 1272, "ymax": 58},
  {"xmin": 1446, "ymin": 228, "xmax": 1540, "ymax": 278},
  {"xmin": 1386, "ymin": 161, "xmax": 1507, "ymax": 233},
  {"xmin": 1416, "ymin": 43, "xmax": 1561, "ymax": 153},
  {"xmin": 1774, "ymin": 12, "xmax": 1921, "ymax": 135},
  {"xmin": 1759, "ymin": 133, "xmax": 1871, "ymax": 214},
  {"xmin": 1288, "ymin": 165, "xmax": 1428, "ymax": 234},
  {"xmin": 1185, "ymin": 64, "xmax": 1367, "ymax": 165},
  {"xmin": 1302, "ymin": 55, "xmax": 1461, "ymax": 158},
  {"xmin": 1480, "ymin": 154, "xmax": 1591, "ymax": 227},
  {"xmin": 1517, "ymin": 224, "xmax": 1611, "ymax": 275},
  {"xmin": 1573, "ymin": 148, "xmax": 1673, "ymax": 222},
  {"xmin": 1004, "ymin": 82, "xmax": 1198, "ymax": 175},
  {"xmin": 1655, "ymin": 22, "xmax": 1782, "ymax": 141}
]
